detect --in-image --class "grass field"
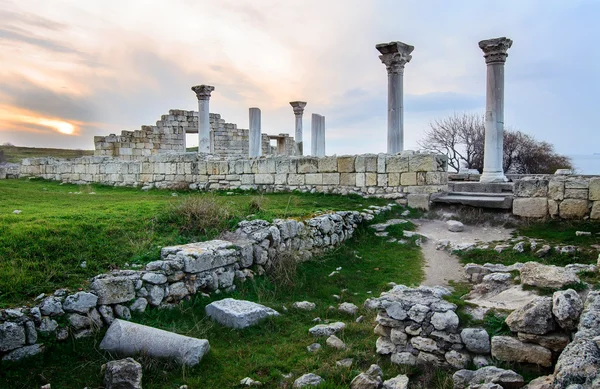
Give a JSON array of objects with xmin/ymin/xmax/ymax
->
[
  {"xmin": 0, "ymin": 206, "xmax": 434, "ymax": 389},
  {"xmin": 0, "ymin": 145, "xmax": 94, "ymax": 163},
  {"xmin": 0, "ymin": 178, "xmax": 391, "ymax": 307}
]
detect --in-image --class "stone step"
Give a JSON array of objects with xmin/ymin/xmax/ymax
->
[
  {"xmin": 431, "ymin": 192, "xmax": 513, "ymax": 209},
  {"xmin": 448, "ymin": 182, "xmax": 514, "ymax": 194}
]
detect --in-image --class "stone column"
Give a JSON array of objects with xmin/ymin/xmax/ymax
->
[
  {"xmin": 311, "ymin": 114, "xmax": 320, "ymax": 156},
  {"xmin": 478, "ymin": 37, "xmax": 512, "ymax": 183},
  {"xmin": 317, "ymin": 115, "xmax": 326, "ymax": 157},
  {"xmin": 191, "ymin": 85, "xmax": 215, "ymax": 153},
  {"xmin": 376, "ymin": 41, "xmax": 414, "ymax": 154},
  {"xmin": 249, "ymin": 108, "xmax": 262, "ymax": 157},
  {"xmin": 290, "ymin": 101, "xmax": 307, "ymax": 155}
]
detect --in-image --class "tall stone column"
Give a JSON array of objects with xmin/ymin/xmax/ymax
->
[
  {"xmin": 376, "ymin": 41, "xmax": 414, "ymax": 154},
  {"xmin": 249, "ymin": 108, "xmax": 262, "ymax": 157},
  {"xmin": 290, "ymin": 101, "xmax": 307, "ymax": 155},
  {"xmin": 318, "ymin": 115, "xmax": 326, "ymax": 157},
  {"xmin": 478, "ymin": 37, "xmax": 512, "ymax": 183},
  {"xmin": 191, "ymin": 85, "xmax": 215, "ymax": 153},
  {"xmin": 311, "ymin": 114, "xmax": 325, "ymax": 157}
]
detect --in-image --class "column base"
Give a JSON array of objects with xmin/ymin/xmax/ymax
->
[{"xmin": 479, "ymin": 171, "xmax": 508, "ymax": 183}]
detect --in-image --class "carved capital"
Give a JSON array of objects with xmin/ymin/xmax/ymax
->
[
  {"xmin": 191, "ymin": 85, "xmax": 215, "ymax": 100},
  {"xmin": 289, "ymin": 101, "xmax": 307, "ymax": 116},
  {"xmin": 479, "ymin": 37, "xmax": 512, "ymax": 65},
  {"xmin": 376, "ymin": 41, "xmax": 414, "ymax": 75}
]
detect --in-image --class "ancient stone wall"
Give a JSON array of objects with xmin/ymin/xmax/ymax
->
[
  {"xmin": 0, "ymin": 210, "xmax": 372, "ymax": 362},
  {"xmin": 512, "ymin": 175, "xmax": 600, "ymax": 219},
  {"xmin": 18, "ymin": 152, "xmax": 448, "ymax": 208},
  {"xmin": 94, "ymin": 110, "xmax": 189, "ymax": 159}
]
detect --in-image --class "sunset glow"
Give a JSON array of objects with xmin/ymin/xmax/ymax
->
[{"xmin": 38, "ymin": 119, "xmax": 76, "ymax": 135}]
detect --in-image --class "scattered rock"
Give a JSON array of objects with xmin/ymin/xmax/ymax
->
[
  {"xmin": 338, "ymin": 302, "xmax": 358, "ymax": 315},
  {"xmin": 576, "ymin": 231, "xmax": 591, "ymax": 236},
  {"xmin": 13, "ymin": 210, "xmax": 22, "ymax": 214},
  {"xmin": 130, "ymin": 298, "xmax": 148, "ymax": 314},
  {"xmin": 292, "ymin": 301, "xmax": 316, "ymax": 311},
  {"xmin": 336, "ymin": 358, "xmax": 353, "ymax": 368},
  {"xmin": 2, "ymin": 344, "xmax": 44, "ymax": 362},
  {"xmin": 40, "ymin": 297, "xmax": 64, "ymax": 317},
  {"xmin": 326, "ymin": 335, "xmax": 346, "ymax": 350},
  {"xmin": 350, "ymin": 364, "xmax": 383, "ymax": 389},
  {"xmin": 307, "ymin": 343, "xmax": 321, "ymax": 353},
  {"xmin": 445, "ymin": 350, "xmax": 470, "ymax": 369},
  {"xmin": 522, "ymin": 375, "xmax": 553, "ymax": 389},
  {"xmin": 446, "ymin": 220, "xmax": 464, "ymax": 232},
  {"xmin": 382, "ymin": 374, "xmax": 409, "ymax": 389},
  {"xmin": 513, "ymin": 242, "xmax": 525, "ymax": 253},
  {"xmin": 461, "ymin": 328, "xmax": 490, "ymax": 354},
  {"xmin": 240, "ymin": 377, "xmax": 263, "ymax": 386},
  {"xmin": 309, "ymin": 322, "xmax": 345, "ymax": 337},
  {"xmin": 520, "ymin": 262, "xmax": 580, "ymax": 289},
  {"xmin": 293, "ymin": 373, "xmax": 324, "ymax": 388},
  {"xmin": 205, "ymin": 298, "xmax": 279, "ymax": 329},
  {"xmin": 103, "ymin": 357, "xmax": 142, "ymax": 389},
  {"xmin": 356, "ymin": 315, "xmax": 365, "ymax": 323},
  {"xmin": 535, "ymin": 245, "xmax": 552, "ymax": 258}
]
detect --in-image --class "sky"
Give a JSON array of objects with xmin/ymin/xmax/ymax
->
[{"xmin": 1, "ymin": 0, "xmax": 599, "ymax": 160}]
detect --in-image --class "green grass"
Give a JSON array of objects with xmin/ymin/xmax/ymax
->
[
  {"xmin": 0, "ymin": 211, "xmax": 436, "ymax": 389},
  {"xmin": 457, "ymin": 247, "xmax": 597, "ymax": 268},
  {"xmin": 0, "ymin": 179, "xmax": 389, "ymax": 307},
  {"xmin": 0, "ymin": 145, "xmax": 94, "ymax": 163},
  {"xmin": 517, "ymin": 220, "xmax": 600, "ymax": 246}
]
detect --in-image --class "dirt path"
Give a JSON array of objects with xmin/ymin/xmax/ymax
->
[{"xmin": 412, "ymin": 219, "xmax": 514, "ymax": 288}]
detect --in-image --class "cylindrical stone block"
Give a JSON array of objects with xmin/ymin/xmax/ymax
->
[
  {"xmin": 387, "ymin": 72, "xmax": 403, "ymax": 154},
  {"xmin": 198, "ymin": 99, "xmax": 210, "ymax": 153},
  {"xmin": 311, "ymin": 114, "xmax": 320, "ymax": 156},
  {"xmin": 99, "ymin": 319, "xmax": 210, "ymax": 366},
  {"xmin": 317, "ymin": 115, "xmax": 326, "ymax": 157},
  {"xmin": 249, "ymin": 108, "xmax": 262, "ymax": 157}
]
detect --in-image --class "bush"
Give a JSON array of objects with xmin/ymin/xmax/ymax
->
[
  {"xmin": 248, "ymin": 196, "xmax": 266, "ymax": 213},
  {"xmin": 166, "ymin": 195, "xmax": 231, "ymax": 237}
]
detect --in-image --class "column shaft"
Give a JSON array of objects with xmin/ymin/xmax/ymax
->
[
  {"xmin": 198, "ymin": 99, "xmax": 210, "ymax": 153},
  {"xmin": 387, "ymin": 71, "xmax": 404, "ymax": 154},
  {"xmin": 249, "ymin": 108, "xmax": 262, "ymax": 157},
  {"xmin": 317, "ymin": 115, "xmax": 325, "ymax": 157},
  {"xmin": 295, "ymin": 115, "xmax": 303, "ymax": 155},
  {"xmin": 311, "ymin": 114, "xmax": 319, "ymax": 156}
]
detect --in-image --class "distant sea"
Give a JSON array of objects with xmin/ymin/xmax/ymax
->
[{"xmin": 569, "ymin": 154, "xmax": 600, "ymax": 175}]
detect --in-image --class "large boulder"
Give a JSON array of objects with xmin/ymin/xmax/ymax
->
[
  {"xmin": 554, "ymin": 338, "xmax": 600, "ymax": 388},
  {"xmin": 552, "ymin": 289, "xmax": 584, "ymax": 330},
  {"xmin": 382, "ymin": 374, "xmax": 409, "ymax": 389},
  {"xmin": 522, "ymin": 375, "xmax": 553, "ymax": 389},
  {"xmin": 62, "ymin": 292, "xmax": 98, "ymax": 314},
  {"xmin": 205, "ymin": 298, "xmax": 279, "ymax": 329},
  {"xmin": 91, "ymin": 276, "xmax": 136, "ymax": 305},
  {"xmin": 453, "ymin": 366, "xmax": 525, "ymax": 389},
  {"xmin": 350, "ymin": 365, "xmax": 383, "ymax": 389},
  {"xmin": 517, "ymin": 332, "xmax": 570, "ymax": 353},
  {"xmin": 491, "ymin": 336, "xmax": 552, "ymax": 367},
  {"xmin": 0, "ymin": 322, "xmax": 26, "ymax": 352},
  {"xmin": 293, "ymin": 373, "xmax": 324, "ymax": 388},
  {"xmin": 520, "ymin": 262, "xmax": 580, "ymax": 289},
  {"xmin": 505, "ymin": 296, "xmax": 556, "ymax": 335},
  {"xmin": 103, "ymin": 358, "xmax": 142, "ymax": 389}
]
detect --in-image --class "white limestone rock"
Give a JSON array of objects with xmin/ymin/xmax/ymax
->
[
  {"xmin": 376, "ymin": 337, "xmax": 395, "ymax": 354},
  {"xmin": 452, "ymin": 366, "xmax": 524, "ymax": 389},
  {"xmin": 292, "ymin": 301, "xmax": 316, "ymax": 311},
  {"xmin": 391, "ymin": 352, "xmax": 417, "ymax": 366},
  {"xmin": 382, "ymin": 374, "xmax": 409, "ymax": 389},
  {"xmin": 430, "ymin": 310, "xmax": 459, "ymax": 332},
  {"xmin": 491, "ymin": 335, "xmax": 552, "ymax": 367},
  {"xmin": 552, "ymin": 289, "xmax": 584, "ymax": 330},
  {"xmin": 91, "ymin": 276, "xmax": 136, "ymax": 305},
  {"xmin": 293, "ymin": 373, "xmax": 324, "ymax": 388},
  {"xmin": 505, "ymin": 296, "xmax": 556, "ymax": 335},
  {"xmin": 103, "ymin": 357, "xmax": 142, "ymax": 389},
  {"xmin": 130, "ymin": 298, "xmax": 148, "ymax": 314},
  {"xmin": 445, "ymin": 350, "xmax": 470, "ymax": 369},
  {"xmin": 309, "ymin": 322, "xmax": 345, "ymax": 337},
  {"xmin": 461, "ymin": 328, "xmax": 491, "ymax": 354},
  {"xmin": 2, "ymin": 344, "xmax": 44, "ymax": 362},
  {"xmin": 519, "ymin": 262, "xmax": 580, "ymax": 289},
  {"xmin": 205, "ymin": 298, "xmax": 279, "ymax": 329},
  {"xmin": 40, "ymin": 297, "xmax": 64, "ymax": 316},
  {"xmin": 446, "ymin": 220, "xmax": 464, "ymax": 232},
  {"xmin": 0, "ymin": 322, "xmax": 26, "ymax": 352},
  {"xmin": 240, "ymin": 377, "xmax": 263, "ymax": 386},
  {"xmin": 326, "ymin": 335, "xmax": 346, "ymax": 350},
  {"xmin": 306, "ymin": 343, "xmax": 321, "ymax": 353},
  {"xmin": 338, "ymin": 302, "xmax": 358, "ymax": 315}
]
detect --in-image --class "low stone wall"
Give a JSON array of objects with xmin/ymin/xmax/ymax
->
[
  {"xmin": 0, "ymin": 209, "xmax": 375, "ymax": 362},
  {"xmin": 512, "ymin": 175, "xmax": 600, "ymax": 219},
  {"xmin": 0, "ymin": 163, "xmax": 19, "ymax": 179},
  {"xmin": 16, "ymin": 152, "xmax": 448, "ymax": 207}
]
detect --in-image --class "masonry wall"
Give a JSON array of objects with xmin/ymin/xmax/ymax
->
[
  {"xmin": 512, "ymin": 175, "xmax": 600, "ymax": 219},
  {"xmin": 18, "ymin": 152, "xmax": 448, "ymax": 205}
]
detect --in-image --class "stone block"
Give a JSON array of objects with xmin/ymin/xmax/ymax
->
[
  {"xmin": 297, "ymin": 158, "xmax": 318, "ymax": 173},
  {"xmin": 361, "ymin": 154, "xmax": 378, "ymax": 172},
  {"xmin": 91, "ymin": 276, "xmax": 136, "ymax": 305},
  {"xmin": 365, "ymin": 173, "xmax": 377, "ymax": 186},
  {"xmin": 559, "ymin": 199, "xmax": 589, "ymax": 218},
  {"xmin": 400, "ymin": 173, "xmax": 417, "ymax": 186},
  {"xmin": 257, "ymin": 159, "xmax": 276, "ymax": 174},
  {"xmin": 388, "ymin": 173, "xmax": 400, "ymax": 186},
  {"xmin": 491, "ymin": 336, "xmax": 552, "ymax": 367},
  {"xmin": 274, "ymin": 174, "xmax": 287, "ymax": 185},
  {"xmin": 340, "ymin": 173, "xmax": 356, "ymax": 186},
  {"xmin": 205, "ymin": 298, "xmax": 279, "ymax": 329},
  {"xmin": 356, "ymin": 173, "xmax": 366, "ymax": 187},
  {"xmin": 322, "ymin": 173, "xmax": 340, "ymax": 185},
  {"xmin": 590, "ymin": 178, "xmax": 600, "ymax": 200},
  {"xmin": 548, "ymin": 199, "xmax": 559, "ymax": 217},
  {"xmin": 255, "ymin": 174, "xmax": 274, "ymax": 185},
  {"xmin": 62, "ymin": 292, "xmax": 98, "ymax": 314},
  {"xmin": 404, "ymin": 185, "xmax": 447, "ymax": 194},
  {"xmin": 407, "ymin": 194, "xmax": 430, "ymax": 210},
  {"xmin": 565, "ymin": 178, "xmax": 589, "ymax": 189},
  {"xmin": 564, "ymin": 188, "xmax": 588, "ymax": 199},
  {"xmin": 241, "ymin": 175, "xmax": 255, "ymax": 185},
  {"xmin": 514, "ymin": 178, "xmax": 549, "ymax": 197},
  {"xmin": 288, "ymin": 174, "xmax": 305, "ymax": 186},
  {"xmin": 386, "ymin": 155, "xmax": 409, "ymax": 173},
  {"xmin": 426, "ymin": 172, "xmax": 447, "ymax": 185},
  {"xmin": 0, "ymin": 322, "xmax": 26, "ymax": 352},
  {"xmin": 513, "ymin": 198, "xmax": 548, "ymax": 218},
  {"xmin": 377, "ymin": 155, "xmax": 387, "ymax": 173},
  {"xmin": 416, "ymin": 172, "xmax": 427, "ymax": 185},
  {"xmin": 409, "ymin": 154, "xmax": 435, "ymax": 172},
  {"xmin": 104, "ymin": 358, "xmax": 142, "ymax": 389},
  {"xmin": 337, "ymin": 156, "xmax": 355, "ymax": 173},
  {"xmin": 305, "ymin": 173, "xmax": 323, "ymax": 185},
  {"xmin": 316, "ymin": 156, "xmax": 335, "ymax": 172},
  {"xmin": 100, "ymin": 319, "xmax": 210, "ymax": 366},
  {"xmin": 275, "ymin": 159, "xmax": 296, "ymax": 174},
  {"xmin": 377, "ymin": 174, "xmax": 388, "ymax": 187},
  {"xmin": 592, "ymin": 201, "xmax": 600, "ymax": 220}
]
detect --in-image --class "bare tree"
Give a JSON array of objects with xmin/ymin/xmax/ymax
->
[
  {"xmin": 419, "ymin": 113, "xmax": 573, "ymax": 174},
  {"xmin": 418, "ymin": 113, "xmax": 484, "ymax": 172}
]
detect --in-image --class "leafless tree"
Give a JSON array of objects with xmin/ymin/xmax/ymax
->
[{"xmin": 419, "ymin": 113, "xmax": 573, "ymax": 174}]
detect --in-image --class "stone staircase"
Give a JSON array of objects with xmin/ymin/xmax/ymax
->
[{"xmin": 431, "ymin": 182, "xmax": 514, "ymax": 210}]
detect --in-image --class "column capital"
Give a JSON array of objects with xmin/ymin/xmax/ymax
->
[
  {"xmin": 191, "ymin": 85, "xmax": 215, "ymax": 100},
  {"xmin": 376, "ymin": 41, "xmax": 414, "ymax": 74},
  {"xmin": 290, "ymin": 101, "xmax": 307, "ymax": 116},
  {"xmin": 479, "ymin": 37, "xmax": 513, "ymax": 65}
]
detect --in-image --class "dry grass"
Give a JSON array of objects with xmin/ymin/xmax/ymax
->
[
  {"xmin": 266, "ymin": 251, "xmax": 300, "ymax": 290},
  {"xmin": 166, "ymin": 195, "xmax": 231, "ymax": 236}
]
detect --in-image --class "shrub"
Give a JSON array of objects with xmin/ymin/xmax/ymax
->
[
  {"xmin": 166, "ymin": 195, "xmax": 231, "ymax": 237},
  {"xmin": 248, "ymin": 196, "xmax": 266, "ymax": 214}
]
